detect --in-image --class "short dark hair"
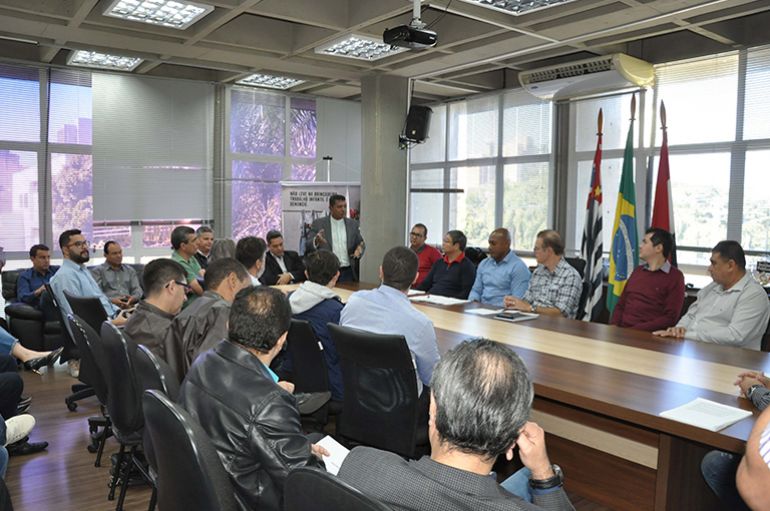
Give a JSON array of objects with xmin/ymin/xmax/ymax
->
[
  {"xmin": 209, "ymin": 239, "xmax": 236, "ymax": 262},
  {"xmin": 431, "ymin": 338, "xmax": 533, "ymax": 460},
  {"xmin": 58, "ymin": 229, "xmax": 82, "ymax": 250},
  {"xmin": 265, "ymin": 230, "xmax": 283, "ymax": 244},
  {"xmin": 329, "ymin": 194, "xmax": 346, "ymax": 208},
  {"xmin": 413, "ymin": 223, "xmax": 428, "ymax": 237},
  {"xmin": 29, "ymin": 244, "xmax": 49, "ymax": 258},
  {"xmin": 381, "ymin": 246, "xmax": 418, "ymax": 291},
  {"xmin": 103, "ymin": 241, "xmax": 119, "ymax": 256},
  {"xmin": 142, "ymin": 258, "xmax": 187, "ymax": 296},
  {"xmin": 235, "ymin": 236, "xmax": 266, "ymax": 269},
  {"xmin": 645, "ymin": 228, "xmax": 673, "ymax": 258},
  {"xmin": 228, "ymin": 286, "xmax": 291, "ymax": 353},
  {"xmin": 196, "ymin": 226, "xmax": 214, "ymax": 236},
  {"xmin": 304, "ymin": 251, "xmax": 340, "ymax": 285},
  {"xmin": 446, "ymin": 230, "xmax": 467, "ymax": 252},
  {"xmin": 204, "ymin": 257, "xmax": 250, "ymax": 290},
  {"xmin": 171, "ymin": 226, "xmax": 195, "ymax": 250},
  {"xmin": 712, "ymin": 240, "xmax": 746, "ymax": 270},
  {"xmin": 537, "ymin": 229, "xmax": 565, "ymax": 256}
]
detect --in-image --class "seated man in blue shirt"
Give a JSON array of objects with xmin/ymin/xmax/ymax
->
[
  {"xmin": 341, "ymin": 246, "xmax": 440, "ymax": 397},
  {"xmin": 468, "ymin": 228, "xmax": 530, "ymax": 307},
  {"xmin": 415, "ymin": 230, "xmax": 476, "ymax": 299},
  {"xmin": 16, "ymin": 244, "xmax": 58, "ymax": 310},
  {"xmin": 49, "ymin": 229, "xmax": 126, "ymax": 377}
]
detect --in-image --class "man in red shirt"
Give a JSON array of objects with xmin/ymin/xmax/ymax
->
[
  {"xmin": 409, "ymin": 223, "xmax": 441, "ymax": 287},
  {"xmin": 610, "ymin": 228, "xmax": 685, "ymax": 331}
]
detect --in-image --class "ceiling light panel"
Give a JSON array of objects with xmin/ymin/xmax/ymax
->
[
  {"xmin": 103, "ymin": 0, "xmax": 214, "ymax": 30},
  {"xmin": 315, "ymin": 34, "xmax": 407, "ymax": 61},
  {"xmin": 67, "ymin": 50, "xmax": 143, "ymax": 71},
  {"xmin": 458, "ymin": 0, "xmax": 576, "ymax": 16},
  {"xmin": 236, "ymin": 74, "xmax": 305, "ymax": 90}
]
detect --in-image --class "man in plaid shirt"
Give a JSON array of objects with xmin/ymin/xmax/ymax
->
[{"xmin": 505, "ymin": 230, "xmax": 582, "ymax": 319}]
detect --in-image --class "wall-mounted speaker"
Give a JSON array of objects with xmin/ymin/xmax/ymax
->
[{"xmin": 404, "ymin": 105, "xmax": 432, "ymax": 143}]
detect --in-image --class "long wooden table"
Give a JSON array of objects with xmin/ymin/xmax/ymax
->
[{"xmin": 282, "ymin": 282, "xmax": 770, "ymax": 510}]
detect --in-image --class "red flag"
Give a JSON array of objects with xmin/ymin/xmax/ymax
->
[
  {"xmin": 580, "ymin": 109, "xmax": 604, "ymax": 321},
  {"xmin": 651, "ymin": 101, "xmax": 677, "ymax": 265}
]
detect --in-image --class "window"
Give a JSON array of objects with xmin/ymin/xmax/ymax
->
[
  {"xmin": 228, "ymin": 88, "xmax": 317, "ymax": 238},
  {"xmin": 409, "ymin": 90, "xmax": 553, "ymax": 250},
  {"xmin": 0, "ymin": 150, "xmax": 39, "ymax": 251}
]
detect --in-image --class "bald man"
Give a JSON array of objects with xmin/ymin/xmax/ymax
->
[{"xmin": 468, "ymin": 228, "xmax": 530, "ymax": 307}]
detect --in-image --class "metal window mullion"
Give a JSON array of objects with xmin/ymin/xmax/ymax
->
[
  {"xmin": 727, "ymin": 49, "xmax": 748, "ymax": 242},
  {"xmin": 213, "ymin": 84, "xmax": 226, "ymax": 236},
  {"xmin": 221, "ymin": 85, "xmax": 233, "ymax": 238},
  {"xmin": 39, "ymin": 67, "xmax": 51, "ymax": 247},
  {"xmin": 442, "ymin": 102, "xmax": 451, "ymax": 235},
  {"xmin": 495, "ymin": 93, "xmax": 504, "ymax": 229}
]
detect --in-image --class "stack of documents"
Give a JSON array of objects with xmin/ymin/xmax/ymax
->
[
  {"xmin": 410, "ymin": 295, "xmax": 468, "ymax": 306},
  {"xmin": 659, "ymin": 398, "xmax": 753, "ymax": 432}
]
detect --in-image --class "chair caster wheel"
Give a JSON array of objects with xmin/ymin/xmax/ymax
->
[{"xmin": 66, "ymin": 400, "xmax": 77, "ymax": 411}]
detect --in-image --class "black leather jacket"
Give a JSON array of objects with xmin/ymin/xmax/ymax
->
[{"xmin": 179, "ymin": 340, "xmax": 321, "ymax": 511}]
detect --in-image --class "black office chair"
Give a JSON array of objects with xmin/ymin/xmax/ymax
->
[
  {"xmin": 564, "ymin": 256, "xmax": 587, "ymax": 278},
  {"xmin": 464, "ymin": 247, "xmax": 487, "ymax": 266},
  {"xmin": 2, "ymin": 270, "xmax": 61, "ymax": 352},
  {"xmin": 100, "ymin": 322, "xmax": 151, "ymax": 511},
  {"xmin": 328, "ymin": 324, "xmax": 427, "ymax": 459},
  {"xmin": 284, "ymin": 467, "xmax": 391, "ymax": 511},
  {"xmin": 761, "ymin": 315, "xmax": 770, "ymax": 353},
  {"xmin": 134, "ymin": 345, "xmax": 181, "ymax": 511},
  {"xmin": 287, "ymin": 320, "xmax": 330, "ymax": 394},
  {"xmin": 65, "ymin": 292, "xmax": 109, "ymax": 333},
  {"xmin": 45, "ymin": 284, "xmax": 93, "ymax": 411},
  {"xmin": 67, "ymin": 314, "xmax": 112, "ymax": 466},
  {"xmin": 142, "ymin": 389, "xmax": 237, "ymax": 511}
]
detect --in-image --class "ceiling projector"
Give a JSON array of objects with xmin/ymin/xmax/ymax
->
[{"xmin": 383, "ymin": 24, "xmax": 437, "ymax": 49}]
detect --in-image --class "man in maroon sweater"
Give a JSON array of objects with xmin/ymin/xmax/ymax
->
[
  {"xmin": 410, "ymin": 223, "xmax": 441, "ymax": 287},
  {"xmin": 610, "ymin": 228, "xmax": 685, "ymax": 331}
]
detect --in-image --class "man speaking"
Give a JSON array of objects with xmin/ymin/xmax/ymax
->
[{"xmin": 306, "ymin": 193, "xmax": 364, "ymax": 282}]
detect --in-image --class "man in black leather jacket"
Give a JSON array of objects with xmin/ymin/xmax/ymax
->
[{"xmin": 179, "ymin": 286, "xmax": 328, "ymax": 511}]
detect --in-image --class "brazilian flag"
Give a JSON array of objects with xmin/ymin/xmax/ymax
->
[{"xmin": 607, "ymin": 107, "xmax": 638, "ymax": 314}]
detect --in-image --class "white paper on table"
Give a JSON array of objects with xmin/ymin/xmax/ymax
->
[
  {"xmin": 316, "ymin": 435, "xmax": 350, "ymax": 475},
  {"xmin": 407, "ymin": 289, "xmax": 425, "ymax": 297},
  {"xmin": 659, "ymin": 397, "xmax": 753, "ymax": 432},
  {"xmin": 410, "ymin": 294, "xmax": 469, "ymax": 306},
  {"xmin": 465, "ymin": 307, "xmax": 504, "ymax": 316}
]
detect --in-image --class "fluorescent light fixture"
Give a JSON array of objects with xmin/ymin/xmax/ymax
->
[
  {"xmin": 236, "ymin": 73, "xmax": 305, "ymax": 90},
  {"xmin": 315, "ymin": 34, "xmax": 407, "ymax": 61},
  {"xmin": 0, "ymin": 35, "xmax": 39, "ymax": 45},
  {"xmin": 457, "ymin": 0, "xmax": 576, "ymax": 15},
  {"xmin": 103, "ymin": 0, "xmax": 214, "ymax": 30},
  {"xmin": 67, "ymin": 50, "xmax": 143, "ymax": 71}
]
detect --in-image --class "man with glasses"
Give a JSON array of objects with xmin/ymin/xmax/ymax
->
[
  {"xmin": 50, "ymin": 229, "xmax": 126, "ymax": 376},
  {"xmin": 91, "ymin": 241, "xmax": 142, "ymax": 310},
  {"xmin": 505, "ymin": 230, "xmax": 582, "ymax": 319},
  {"xmin": 123, "ymin": 258, "xmax": 188, "ymax": 361},
  {"xmin": 170, "ymin": 226, "xmax": 205, "ymax": 302},
  {"xmin": 409, "ymin": 223, "xmax": 441, "ymax": 287}
]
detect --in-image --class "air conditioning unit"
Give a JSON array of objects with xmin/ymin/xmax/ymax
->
[{"xmin": 519, "ymin": 53, "xmax": 654, "ymax": 100}]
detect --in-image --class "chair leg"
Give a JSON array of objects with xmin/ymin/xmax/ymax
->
[
  {"xmin": 108, "ymin": 444, "xmax": 126, "ymax": 501},
  {"xmin": 115, "ymin": 445, "xmax": 136, "ymax": 511},
  {"xmin": 94, "ymin": 425, "xmax": 112, "ymax": 467},
  {"xmin": 147, "ymin": 486, "xmax": 157, "ymax": 511}
]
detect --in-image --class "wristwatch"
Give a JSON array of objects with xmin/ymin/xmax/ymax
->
[
  {"xmin": 529, "ymin": 464, "xmax": 563, "ymax": 490},
  {"xmin": 747, "ymin": 384, "xmax": 763, "ymax": 400},
  {"xmin": 530, "ymin": 304, "xmax": 536, "ymax": 313}
]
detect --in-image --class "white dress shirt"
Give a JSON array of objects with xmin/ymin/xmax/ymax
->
[{"xmin": 330, "ymin": 217, "xmax": 350, "ymax": 267}]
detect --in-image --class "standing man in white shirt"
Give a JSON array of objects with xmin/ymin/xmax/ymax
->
[
  {"xmin": 653, "ymin": 240, "xmax": 770, "ymax": 350},
  {"xmin": 306, "ymin": 194, "xmax": 365, "ymax": 282}
]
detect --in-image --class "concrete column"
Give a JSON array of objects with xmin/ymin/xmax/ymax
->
[{"xmin": 359, "ymin": 74, "xmax": 409, "ymax": 282}]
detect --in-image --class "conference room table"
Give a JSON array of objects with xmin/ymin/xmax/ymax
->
[{"xmin": 279, "ymin": 282, "xmax": 770, "ymax": 511}]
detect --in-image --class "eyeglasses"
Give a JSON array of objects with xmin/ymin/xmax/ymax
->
[
  {"xmin": 68, "ymin": 240, "xmax": 89, "ymax": 248},
  {"xmin": 409, "ymin": 232, "xmax": 424, "ymax": 238},
  {"xmin": 167, "ymin": 280, "xmax": 192, "ymax": 291}
]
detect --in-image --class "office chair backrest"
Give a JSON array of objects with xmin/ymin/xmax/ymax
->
[
  {"xmin": 564, "ymin": 256, "xmax": 587, "ymax": 279},
  {"xmin": 65, "ymin": 292, "xmax": 108, "ymax": 334},
  {"xmin": 100, "ymin": 322, "xmax": 143, "ymax": 439},
  {"xmin": 762, "ymin": 314, "xmax": 770, "ymax": 353},
  {"xmin": 142, "ymin": 390, "xmax": 237, "ymax": 511},
  {"xmin": 45, "ymin": 284, "xmax": 78, "ymax": 360},
  {"xmin": 286, "ymin": 319, "xmax": 329, "ymax": 394},
  {"xmin": 328, "ymin": 324, "xmax": 420, "ymax": 458},
  {"xmin": 67, "ymin": 314, "xmax": 108, "ymax": 403},
  {"xmin": 134, "ymin": 345, "xmax": 180, "ymax": 401},
  {"xmin": 284, "ymin": 467, "xmax": 391, "ymax": 511},
  {"xmin": 1, "ymin": 270, "xmax": 21, "ymax": 301}
]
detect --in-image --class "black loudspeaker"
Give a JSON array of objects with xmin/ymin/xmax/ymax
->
[{"xmin": 404, "ymin": 105, "xmax": 432, "ymax": 143}]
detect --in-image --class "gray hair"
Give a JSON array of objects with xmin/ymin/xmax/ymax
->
[
  {"xmin": 431, "ymin": 338, "xmax": 533, "ymax": 460},
  {"xmin": 209, "ymin": 238, "xmax": 236, "ymax": 262}
]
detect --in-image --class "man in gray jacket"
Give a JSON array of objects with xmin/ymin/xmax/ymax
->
[{"xmin": 338, "ymin": 338, "xmax": 574, "ymax": 511}]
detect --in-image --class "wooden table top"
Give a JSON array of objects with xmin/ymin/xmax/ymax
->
[{"xmin": 280, "ymin": 282, "xmax": 770, "ymax": 452}]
